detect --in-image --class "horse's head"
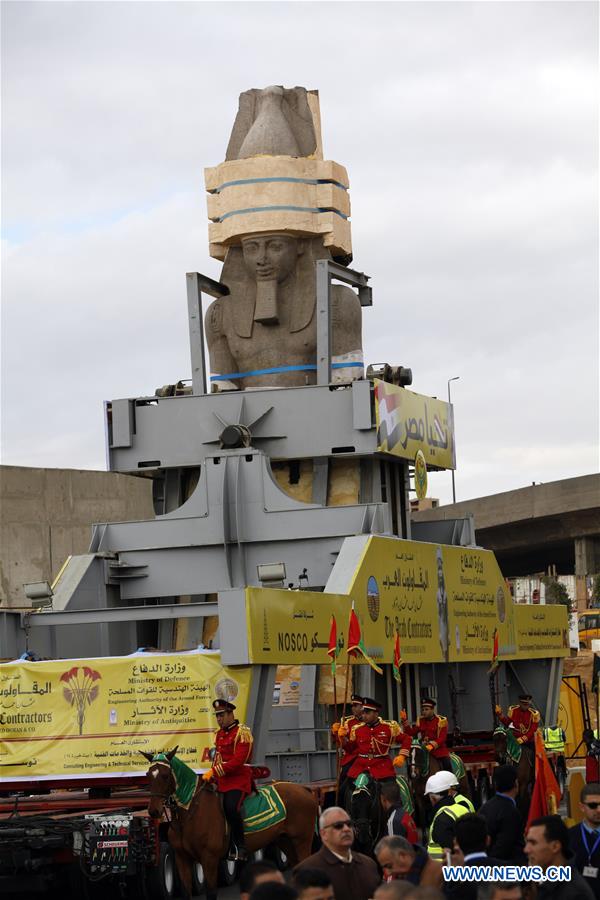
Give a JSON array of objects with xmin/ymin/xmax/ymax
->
[
  {"xmin": 493, "ymin": 726, "xmax": 517, "ymax": 764},
  {"xmin": 409, "ymin": 740, "xmax": 426, "ymax": 780},
  {"xmin": 350, "ymin": 774, "xmax": 376, "ymax": 851},
  {"xmin": 142, "ymin": 746, "xmax": 178, "ymax": 819}
]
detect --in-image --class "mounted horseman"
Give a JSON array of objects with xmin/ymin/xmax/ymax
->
[
  {"xmin": 403, "ymin": 697, "xmax": 452, "ymax": 772},
  {"xmin": 332, "ymin": 693, "xmax": 364, "ymax": 804},
  {"xmin": 339, "ymin": 697, "xmax": 411, "ymax": 852},
  {"xmin": 495, "ymin": 693, "xmax": 540, "ymax": 763},
  {"xmin": 202, "ymin": 697, "xmax": 254, "ymax": 861}
]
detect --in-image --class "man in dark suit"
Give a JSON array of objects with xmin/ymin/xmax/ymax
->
[
  {"xmin": 568, "ymin": 781, "xmax": 600, "ymax": 898},
  {"xmin": 444, "ymin": 814, "xmax": 503, "ymax": 899},
  {"xmin": 479, "ymin": 765, "xmax": 526, "ymax": 862}
]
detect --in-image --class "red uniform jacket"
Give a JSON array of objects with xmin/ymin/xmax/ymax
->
[
  {"xmin": 405, "ymin": 714, "xmax": 450, "ymax": 759},
  {"xmin": 213, "ymin": 721, "xmax": 253, "ymax": 794},
  {"xmin": 499, "ymin": 706, "xmax": 540, "ymax": 743},
  {"xmin": 335, "ymin": 715, "xmax": 361, "ymax": 768},
  {"xmin": 348, "ymin": 719, "xmax": 411, "ymax": 781}
]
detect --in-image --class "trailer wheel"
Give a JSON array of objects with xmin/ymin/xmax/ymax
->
[
  {"xmin": 191, "ymin": 861, "xmax": 205, "ymax": 895},
  {"xmin": 146, "ymin": 841, "xmax": 176, "ymax": 900}
]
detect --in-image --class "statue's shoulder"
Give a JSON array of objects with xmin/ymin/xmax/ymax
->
[{"xmin": 331, "ymin": 283, "xmax": 361, "ymax": 319}]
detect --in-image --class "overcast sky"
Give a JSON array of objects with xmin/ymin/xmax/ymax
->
[{"xmin": 1, "ymin": 1, "xmax": 598, "ymax": 505}]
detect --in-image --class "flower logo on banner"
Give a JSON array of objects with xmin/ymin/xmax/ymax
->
[{"xmin": 60, "ymin": 666, "xmax": 101, "ymax": 735}]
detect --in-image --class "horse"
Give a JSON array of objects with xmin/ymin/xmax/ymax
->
[
  {"xmin": 143, "ymin": 747, "xmax": 318, "ymax": 900},
  {"xmin": 493, "ymin": 725, "xmax": 534, "ymax": 819},
  {"xmin": 408, "ymin": 739, "xmax": 472, "ymax": 827},
  {"xmin": 345, "ymin": 773, "xmax": 415, "ymax": 855}
]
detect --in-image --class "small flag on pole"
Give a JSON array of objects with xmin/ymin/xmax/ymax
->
[
  {"xmin": 393, "ymin": 632, "xmax": 402, "ymax": 683},
  {"xmin": 487, "ymin": 627, "xmax": 500, "ymax": 674},
  {"xmin": 348, "ymin": 606, "xmax": 383, "ymax": 675},
  {"xmin": 328, "ymin": 615, "xmax": 338, "ymax": 675}
]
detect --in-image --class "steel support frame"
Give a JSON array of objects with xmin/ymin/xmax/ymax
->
[
  {"xmin": 22, "ymin": 602, "xmax": 218, "ymax": 628},
  {"xmin": 186, "ymin": 273, "xmax": 229, "ymax": 396},
  {"xmin": 315, "ymin": 260, "xmax": 372, "ymax": 386}
]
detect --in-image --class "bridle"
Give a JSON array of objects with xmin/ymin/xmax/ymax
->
[{"xmin": 148, "ymin": 761, "xmax": 176, "ymax": 803}]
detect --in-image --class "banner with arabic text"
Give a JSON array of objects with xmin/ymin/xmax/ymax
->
[
  {"xmin": 0, "ymin": 650, "xmax": 252, "ymax": 783},
  {"xmin": 374, "ymin": 380, "xmax": 456, "ymax": 469}
]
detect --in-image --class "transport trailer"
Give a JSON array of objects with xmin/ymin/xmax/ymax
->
[
  {"xmin": 0, "ymin": 775, "xmax": 337, "ymax": 899},
  {"xmin": 0, "ymin": 782, "xmax": 168, "ymax": 900}
]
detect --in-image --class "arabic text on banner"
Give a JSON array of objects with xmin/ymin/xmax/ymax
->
[
  {"xmin": 0, "ymin": 650, "xmax": 252, "ymax": 783},
  {"xmin": 374, "ymin": 380, "xmax": 456, "ymax": 470},
  {"xmin": 246, "ymin": 536, "xmax": 569, "ymax": 667}
]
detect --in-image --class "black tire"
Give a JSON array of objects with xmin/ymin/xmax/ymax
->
[
  {"xmin": 218, "ymin": 857, "xmax": 238, "ymax": 887},
  {"xmin": 191, "ymin": 861, "xmax": 205, "ymax": 895},
  {"xmin": 146, "ymin": 841, "xmax": 176, "ymax": 900}
]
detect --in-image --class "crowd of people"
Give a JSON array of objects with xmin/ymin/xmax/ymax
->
[
  {"xmin": 203, "ymin": 691, "xmax": 600, "ymax": 898},
  {"xmin": 234, "ymin": 774, "xmax": 600, "ymax": 900}
]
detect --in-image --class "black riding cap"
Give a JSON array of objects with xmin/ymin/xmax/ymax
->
[
  {"xmin": 213, "ymin": 698, "xmax": 236, "ymax": 712},
  {"xmin": 361, "ymin": 697, "xmax": 381, "ymax": 711}
]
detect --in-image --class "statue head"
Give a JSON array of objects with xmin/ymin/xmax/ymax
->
[{"xmin": 241, "ymin": 233, "xmax": 303, "ymax": 285}]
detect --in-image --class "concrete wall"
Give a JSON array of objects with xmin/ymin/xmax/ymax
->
[{"xmin": 0, "ymin": 466, "xmax": 154, "ymax": 607}]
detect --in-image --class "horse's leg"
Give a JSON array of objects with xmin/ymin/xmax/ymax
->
[
  {"xmin": 174, "ymin": 849, "xmax": 194, "ymax": 900},
  {"xmin": 287, "ymin": 825, "xmax": 315, "ymax": 865},
  {"xmin": 202, "ymin": 853, "xmax": 220, "ymax": 900}
]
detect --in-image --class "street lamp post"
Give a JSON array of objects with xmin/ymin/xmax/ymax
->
[{"xmin": 447, "ymin": 376, "xmax": 460, "ymax": 504}]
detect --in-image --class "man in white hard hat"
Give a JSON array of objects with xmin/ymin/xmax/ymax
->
[{"xmin": 424, "ymin": 770, "xmax": 474, "ymax": 860}]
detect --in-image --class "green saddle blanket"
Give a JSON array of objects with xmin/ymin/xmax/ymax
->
[
  {"xmin": 242, "ymin": 784, "xmax": 286, "ymax": 834},
  {"xmin": 413, "ymin": 741, "xmax": 465, "ymax": 781},
  {"xmin": 450, "ymin": 753, "xmax": 466, "ymax": 781},
  {"xmin": 396, "ymin": 775, "xmax": 414, "ymax": 816}
]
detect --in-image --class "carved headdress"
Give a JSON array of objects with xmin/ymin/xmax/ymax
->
[{"xmin": 205, "ymin": 86, "xmax": 352, "ymax": 264}]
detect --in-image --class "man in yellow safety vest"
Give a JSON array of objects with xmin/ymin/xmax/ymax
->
[{"xmin": 424, "ymin": 770, "xmax": 474, "ymax": 860}]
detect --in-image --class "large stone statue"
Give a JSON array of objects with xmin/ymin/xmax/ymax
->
[{"xmin": 204, "ymin": 86, "xmax": 363, "ymax": 390}]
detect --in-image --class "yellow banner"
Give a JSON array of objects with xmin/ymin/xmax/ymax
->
[
  {"xmin": 246, "ymin": 537, "xmax": 569, "ymax": 666},
  {"xmin": 374, "ymin": 380, "xmax": 455, "ymax": 469},
  {"xmin": 443, "ymin": 547, "xmax": 517, "ymax": 663},
  {"xmin": 516, "ymin": 605, "xmax": 571, "ymax": 658},
  {"xmin": 0, "ymin": 650, "xmax": 252, "ymax": 783}
]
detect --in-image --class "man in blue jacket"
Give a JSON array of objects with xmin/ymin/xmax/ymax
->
[
  {"xmin": 479, "ymin": 765, "xmax": 526, "ymax": 862},
  {"xmin": 568, "ymin": 782, "xmax": 600, "ymax": 898}
]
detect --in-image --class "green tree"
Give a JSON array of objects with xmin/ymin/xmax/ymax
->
[{"xmin": 541, "ymin": 577, "xmax": 572, "ymax": 609}]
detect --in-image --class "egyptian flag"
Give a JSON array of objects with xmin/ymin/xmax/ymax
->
[
  {"xmin": 393, "ymin": 632, "xmax": 402, "ymax": 683},
  {"xmin": 527, "ymin": 731, "xmax": 562, "ymax": 826},
  {"xmin": 348, "ymin": 606, "xmax": 383, "ymax": 675},
  {"xmin": 328, "ymin": 615, "xmax": 338, "ymax": 676}
]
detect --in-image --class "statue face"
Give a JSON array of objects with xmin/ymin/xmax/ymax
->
[{"xmin": 242, "ymin": 234, "xmax": 300, "ymax": 283}]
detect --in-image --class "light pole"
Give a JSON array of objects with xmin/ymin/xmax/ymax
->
[{"xmin": 447, "ymin": 376, "xmax": 460, "ymax": 504}]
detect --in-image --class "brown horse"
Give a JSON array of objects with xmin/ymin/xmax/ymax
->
[
  {"xmin": 143, "ymin": 748, "xmax": 318, "ymax": 900},
  {"xmin": 408, "ymin": 740, "xmax": 472, "ymax": 826},
  {"xmin": 493, "ymin": 726, "xmax": 534, "ymax": 820}
]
